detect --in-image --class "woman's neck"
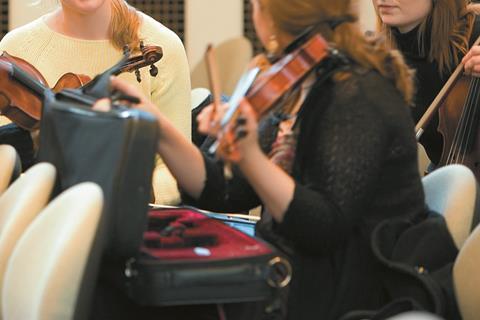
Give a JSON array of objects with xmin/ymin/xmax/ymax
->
[{"xmin": 46, "ymin": 4, "xmax": 112, "ymax": 40}]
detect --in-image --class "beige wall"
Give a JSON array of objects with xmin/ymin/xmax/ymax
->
[
  {"xmin": 185, "ymin": 0, "xmax": 243, "ymax": 71},
  {"xmin": 9, "ymin": 0, "xmax": 58, "ymax": 30}
]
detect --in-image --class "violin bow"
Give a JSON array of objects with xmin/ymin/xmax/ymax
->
[
  {"xmin": 205, "ymin": 44, "xmax": 223, "ymax": 127},
  {"xmin": 415, "ymin": 35, "xmax": 480, "ymax": 140}
]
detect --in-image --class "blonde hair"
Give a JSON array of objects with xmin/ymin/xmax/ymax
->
[
  {"xmin": 261, "ymin": 0, "xmax": 414, "ymax": 104},
  {"xmin": 109, "ymin": 0, "xmax": 142, "ymax": 51},
  {"xmin": 379, "ymin": 1, "xmax": 480, "ymax": 75}
]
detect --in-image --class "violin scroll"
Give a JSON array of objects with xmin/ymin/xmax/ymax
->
[{"xmin": 119, "ymin": 42, "xmax": 162, "ymax": 81}]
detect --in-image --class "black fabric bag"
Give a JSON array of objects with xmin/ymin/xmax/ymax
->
[
  {"xmin": 38, "ymin": 95, "xmax": 159, "ymax": 258},
  {"xmin": 341, "ymin": 214, "xmax": 461, "ymax": 320}
]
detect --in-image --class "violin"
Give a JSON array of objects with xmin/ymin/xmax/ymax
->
[
  {"xmin": 416, "ymin": 36, "xmax": 480, "ymax": 180},
  {"xmin": 211, "ymin": 32, "xmax": 334, "ymax": 162},
  {"xmin": 0, "ymin": 43, "xmax": 162, "ymax": 131}
]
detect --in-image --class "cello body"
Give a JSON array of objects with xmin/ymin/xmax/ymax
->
[{"xmin": 437, "ymin": 74, "xmax": 480, "ymax": 180}]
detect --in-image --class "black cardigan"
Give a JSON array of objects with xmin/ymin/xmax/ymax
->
[{"xmin": 184, "ymin": 66, "xmax": 430, "ymax": 319}]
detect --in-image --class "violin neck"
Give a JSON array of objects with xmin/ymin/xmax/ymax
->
[{"xmin": 10, "ymin": 63, "xmax": 48, "ymax": 98}]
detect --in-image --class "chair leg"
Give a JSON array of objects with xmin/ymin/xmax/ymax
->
[{"xmin": 453, "ymin": 224, "xmax": 480, "ymax": 320}]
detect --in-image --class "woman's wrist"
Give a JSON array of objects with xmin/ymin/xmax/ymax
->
[{"xmin": 237, "ymin": 143, "xmax": 265, "ymax": 170}]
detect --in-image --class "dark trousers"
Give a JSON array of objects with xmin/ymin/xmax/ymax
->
[{"xmin": 0, "ymin": 123, "xmax": 35, "ymax": 170}]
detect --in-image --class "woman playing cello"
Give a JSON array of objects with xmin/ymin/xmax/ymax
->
[{"xmin": 374, "ymin": 0, "xmax": 480, "ymax": 170}]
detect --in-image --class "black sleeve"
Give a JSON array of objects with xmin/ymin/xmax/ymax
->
[{"xmin": 181, "ymin": 154, "xmax": 262, "ymax": 213}]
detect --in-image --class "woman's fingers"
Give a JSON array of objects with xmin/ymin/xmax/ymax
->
[
  {"xmin": 463, "ymin": 46, "xmax": 480, "ymax": 77},
  {"xmin": 92, "ymin": 98, "xmax": 112, "ymax": 112},
  {"xmin": 110, "ymin": 76, "xmax": 148, "ymax": 103},
  {"xmin": 197, "ymin": 103, "xmax": 229, "ymax": 135}
]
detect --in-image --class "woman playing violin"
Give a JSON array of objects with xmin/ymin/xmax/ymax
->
[
  {"xmin": 374, "ymin": 0, "xmax": 480, "ymax": 168},
  {"xmin": 94, "ymin": 0, "xmax": 468, "ymax": 319},
  {"xmin": 0, "ymin": 0, "xmax": 191, "ymax": 205}
]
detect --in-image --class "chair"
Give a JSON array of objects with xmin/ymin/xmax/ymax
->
[
  {"xmin": 0, "ymin": 162, "xmax": 56, "ymax": 316},
  {"xmin": 0, "ymin": 145, "xmax": 21, "ymax": 195},
  {"xmin": 191, "ymin": 87, "xmax": 212, "ymax": 147},
  {"xmin": 190, "ymin": 37, "xmax": 253, "ymax": 96},
  {"xmin": 422, "ymin": 164, "xmax": 480, "ymax": 249},
  {"xmin": 191, "ymin": 87, "xmax": 211, "ymax": 111},
  {"xmin": 2, "ymin": 182, "xmax": 103, "ymax": 320},
  {"xmin": 387, "ymin": 311, "xmax": 443, "ymax": 319},
  {"xmin": 453, "ymin": 224, "xmax": 480, "ymax": 320}
]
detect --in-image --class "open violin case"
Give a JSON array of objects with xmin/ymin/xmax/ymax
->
[{"xmin": 122, "ymin": 206, "xmax": 291, "ymax": 306}]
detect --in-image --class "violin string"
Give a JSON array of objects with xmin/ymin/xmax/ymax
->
[
  {"xmin": 448, "ymin": 77, "xmax": 476, "ymax": 164},
  {"xmin": 463, "ymin": 77, "xmax": 480, "ymax": 163},
  {"xmin": 458, "ymin": 77, "xmax": 478, "ymax": 163},
  {"xmin": 457, "ymin": 77, "xmax": 480, "ymax": 164},
  {"xmin": 447, "ymin": 82, "xmax": 468, "ymax": 164}
]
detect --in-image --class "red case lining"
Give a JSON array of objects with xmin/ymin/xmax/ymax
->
[{"xmin": 141, "ymin": 208, "xmax": 271, "ymax": 260}]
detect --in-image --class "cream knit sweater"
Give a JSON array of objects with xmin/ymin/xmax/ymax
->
[{"xmin": 0, "ymin": 12, "xmax": 191, "ymax": 205}]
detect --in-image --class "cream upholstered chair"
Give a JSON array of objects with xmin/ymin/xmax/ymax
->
[
  {"xmin": 191, "ymin": 36, "xmax": 253, "ymax": 96},
  {"xmin": 0, "ymin": 145, "xmax": 20, "ymax": 195},
  {"xmin": 2, "ymin": 182, "xmax": 103, "ymax": 320},
  {"xmin": 453, "ymin": 224, "xmax": 480, "ymax": 320},
  {"xmin": 191, "ymin": 87, "xmax": 212, "ymax": 147},
  {"xmin": 387, "ymin": 312, "xmax": 443, "ymax": 319},
  {"xmin": 191, "ymin": 87, "xmax": 211, "ymax": 111},
  {"xmin": 0, "ymin": 162, "xmax": 56, "ymax": 315},
  {"xmin": 422, "ymin": 164, "xmax": 480, "ymax": 249}
]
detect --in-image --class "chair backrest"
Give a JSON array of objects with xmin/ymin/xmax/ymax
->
[
  {"xmin": 0, "ymin": 162, "xmax": 56, "ymax": 314},
  {"xmin": 387, "ymin": 311, "xmax": 443, "ymax": 319},
  {"xmin": 0, "ymin": 145, "xmax": 20, "ymax": 194},
  {"xmin": 191, "ymin": 87, "xmax": 211, "ymax": 111},
  {"xmin": 191, "ymin": 87, "xmax": 212, "ymax": 147},
  {"xmin": 2, "ymin": 182, "xmax": 103, "ymax": 320},
  {"xmin": 453, "ymin": 224, "xmax": 480, "ymax": 320},
  {"xmin": 191, "ymin": 37, "xmax": 253, "ymax": 96},
  {"xmin": 422, "ymin": 164, "xmax": 479, "ymax": 249}
]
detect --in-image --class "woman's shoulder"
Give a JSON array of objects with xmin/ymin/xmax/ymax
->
[
  {"xmin": 137, "ymin": 12, "xmax": 184, "ymax": 51},
  {"xmin": 331, "ymin": 66, "xmax": 405, "ymax": 107},
  {"xmin": 0, "ymin": 16, "xmax": 46, "ymax": 50}
]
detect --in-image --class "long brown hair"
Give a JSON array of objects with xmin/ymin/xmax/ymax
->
[
  {"xmin": 261, "ymin": 0, "xmax": 414, "ymax": 104},
  {"xmin": 109, "ymin": 0, "xmax": 141, "ymax": 51},
  {"xmin": 378, "ymin": 0, "xmax": 480, "ymax": 75}
]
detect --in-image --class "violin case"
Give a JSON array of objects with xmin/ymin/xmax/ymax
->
[{"xmin": 122, "ymin": 206, "xmax": 291, "ymax": 306}]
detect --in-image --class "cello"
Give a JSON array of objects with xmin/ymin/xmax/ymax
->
[
  {"xmin": 0, "ymin": 43, "xmax": 162, "ymax": 131},
  {"xmin": 416, "ymin": 36, "xmax": 480, "ymax": 180}
]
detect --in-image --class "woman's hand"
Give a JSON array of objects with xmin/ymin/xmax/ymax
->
[
  {"xmin": 93, "ymin": 76, "xmax": 160, "ymax": 116},
  {"xmin": 92, "ymin": 76, "xmax": 167, "ymax": 135},
  {"xmin": 463, "ymin": 45, "xmax": 480, "ymax": 77},
  {"xmin": 196, "ymin": 98, "xmax": 261, "ymax": 163}
]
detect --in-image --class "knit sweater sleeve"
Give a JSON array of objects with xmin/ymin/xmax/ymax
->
[
  {"xmin": 276, "ymin": 75, "xmax": 391, "ymax": 254},
  {"xmin": 140, "ymin": 15, "xmax": 192, "ymax": 205}
]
